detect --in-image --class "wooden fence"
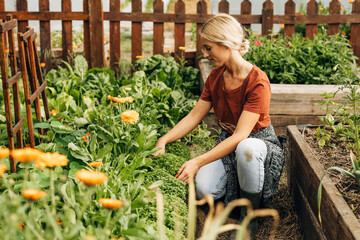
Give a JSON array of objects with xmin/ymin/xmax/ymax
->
[{"xmin": 0, "ymin": 0, "xmax": 359, "ymax": 71}]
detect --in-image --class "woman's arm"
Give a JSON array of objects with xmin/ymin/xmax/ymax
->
[
  {"xmin": 176, "ymin": 110, "xmax": 260, "ymax": 183},
  {"xmin": 153, "ymin": 99, "xmax": 212, "ymax": 156}
]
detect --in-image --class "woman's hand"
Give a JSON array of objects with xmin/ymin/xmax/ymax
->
[
  {"xmin": 176, "ymin": 159, "xmax": 200, "ymax": 184},
  {"xmin": 153, "ymin": 139, "xmax": 166, "ymax": 156}
]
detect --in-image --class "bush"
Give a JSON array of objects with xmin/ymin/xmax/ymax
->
[
  {"xmin": 150, "ymin": 153, "xmax": 187, "ymax": 176},
  {"xmin": 166, "ymin": 141, "xmax": 190, "ymax": 160}
]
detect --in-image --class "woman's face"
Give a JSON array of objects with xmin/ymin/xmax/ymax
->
[{"xmin": 201, "ymin": 38, "xmax": 229, "ymax": 67}]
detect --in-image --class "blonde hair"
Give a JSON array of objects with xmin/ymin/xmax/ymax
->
[{"xmin": 200, "ymin": 13, "xmax": 250, "ymax": 56}]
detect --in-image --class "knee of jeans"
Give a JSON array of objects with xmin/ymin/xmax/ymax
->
[
  {"xmin": 236, "ymin": 138, "xmax": 266, "ymax": 167},
  {"xmin": 195, "ymin": 181, "xmax": 224, "ymax": 200}
]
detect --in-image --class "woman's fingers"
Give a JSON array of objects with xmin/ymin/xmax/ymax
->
[{"xmin": 153, "ymin": 148, "xmax": 165, "ymax": 156}]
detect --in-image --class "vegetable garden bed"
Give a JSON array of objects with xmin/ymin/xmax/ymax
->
[{"xmin": 287, "ymin": 125, "xmax": 360, "ymax": 240}]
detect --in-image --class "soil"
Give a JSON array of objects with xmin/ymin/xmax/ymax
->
[
  {"xmin": 303, "ymin": 127, "xmax": 360, "ymax": 220},
  {"xmin": 194, "ymin": 167, "xmax": 303, "ymax": 239}
]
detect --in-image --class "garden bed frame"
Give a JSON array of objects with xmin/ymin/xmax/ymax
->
[{"xmin": 287, "ymin": 125, "xmax": 360, "ymax": 240}]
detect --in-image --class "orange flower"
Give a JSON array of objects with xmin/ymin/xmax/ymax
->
[
  {"xmin": 340, "ymin": 6, "xmax": 344, "ymax": 10},
  {"xmin": 18, "ymin": 222, "xmax": 25, "ymax": 230},
  {"xmin": 0, "ymin": 147, "xmax": 10, "ymax": 159},
  {"xmin": 0, "ymin": 164, "xmax": 7, "ymax": 177},
  {"xmin": 35, "ymin": 152, "xmax": 69, "ymax": 168},
  {"xmin": 57, "ymin": 117, "xmax": 62, "ymax": 121},
  {"xmin": 86, "ymin": 132, "xmax": 91, "ymax": 136},
  {"xmin": 81, "ymin": 136, "xmax": 87, "ymax": 142},
  {"xmin": 89, "ymin": 161, "xmax": 103, "ymax": 168},
  {"xmin": 75, "ymin": 170, "xmax": 108, "ymax": 186},
  {"xmin": 121, "ymin": 110, "xmax": 139, "ymax": 124},
  {"xmin": 40, "ymin": 62, "xmax": 46, "ymax": 67},
  {"xmin": 136, "ymin": 55, "xmax": 144, "ymax": 59},
  {"xmin": 50, "ymin": 109, "xmax": 58, "ymax": 116},
  {"xmin": 147, "ymin": 82, "xmax": 151, "ymax": 86},
  {"xmin": 5, "ymin": 49, "xmax": 9, "ymax": 53},
  {"xmin": 319, "ymin": 8, "xmax": 324, "ymax": 11},
  {"xmin": 73, "ymin": 45, "xmax": 79, "ymax": 50},
  {"xmin": 22, "ymin": 189, "xmax": 46, "ymax": 200},
  {"xmin": 166, "ymin": 49, "xmax": 171, "ymax": 53},
  {"xmin": 179, "ymin": 46, "xmax": 186, "ymax": 51},
  {"xmin": 108, "ymin": 95, "xmax": 134, "ymax": 104},
  {"xmin": 57, "ymin": 218, "xmax": 62, "ymax": 225},
  {"xmin": 64, "ymin": 124, "xmax": 70, "ymax": 127},
  {"xmin": 349, "ymin": 0, "xmax": 354, "ymax": 3},
  {"xmin": 99, "ymin": 198, "xmax": 123, "ymax": 209},
  {"xmin": 11, "ymin": 148, "xmax": 43, "ymax": 163}
]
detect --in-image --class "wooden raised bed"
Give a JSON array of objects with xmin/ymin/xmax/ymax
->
[
  {"xmin": 198, "ymin": 59, "xmax": 348, "ymax": 135},
  {"xmin": 287, "ymin": 125, "xmax": 360, "ymax": 240}
]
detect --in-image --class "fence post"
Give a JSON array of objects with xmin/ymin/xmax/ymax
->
[
  {"xmin": 328, "ymin": 0, "xmax": 340, "ymax": 35},
  {"xmin": 306, "ymin": 0, "xmax": 318, "ymax": 39},
  {"xmin": 39, "ymin": 0, "xmax": 52, "ymax": 72},
  {"xmin": 351, "ymin": 0, "xmax": 360, "ymax": 65},
  {"xmin": 219, "ymin": 0, "xmax": 229, "ymax": 13},
  {"xmin": 62, "ymin": 0, "xmax": 72, "ymax": 63},
  {"xmin": 262, "ymin": 0, "xmax": 273, "ymax": 38},
  {"xmin": 241, "ymin": 0, "xmax": 251, "ymax": 31},
  {"xmin": 131, "ymin": 0, "xmax": 142, "ymax": 64},
  {"xmin": 284, "ymin": 0, "xmax": 295, "ymax": 38},
  {"xmin": 83, "ymin": 0, "xmax": 91, "ymax": 67},
  {"xmin": 16, "ymin": 0, "xmax": 28, "ymax": 33},
  {"xmin": 153, "ymin": 0, "xmax": 164, "ymax": 55},
  {"xmin": 0, "ymin": 1, "xmax": 3, "ymax": 11},
  {"xmin": 88, "ymin": 0, "xmax": 104, "ymax": 68},
  {"xmin": 175, "ymin": 0, "xmax": 185, "ymax": 63},
  {"xmin": 196, "ymin": 0, "xmax": 207, "ymax": 65},
  {"xmin": 110, "ymin": 0, "xmax": 120, "ymax": 68}
]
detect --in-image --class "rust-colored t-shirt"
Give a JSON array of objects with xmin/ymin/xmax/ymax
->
[{"xmin": 200, "ymin": 65, "xmax": 271, "ymax": 134}]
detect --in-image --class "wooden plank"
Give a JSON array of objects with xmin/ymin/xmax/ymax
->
[
  {"xmin": 83, "ymin": 0, "xmax": 91, "ymax": 67},
  {"xmin": 20, "ymin": 27, "xmax": 34, "ymax": 41},
  {"xmin": 153, "ymin": 0, "xmax": 164, "ymax": 55},
  {"xmin": 287, "ymin": 126, "xmax": 360, "ymax": 240},
  {"xmin": 18, "ymin": 32, "xmax": 35, "ymax": 148},
  {"xmin": 5, "ymin": 71, "xmax": 21, "ymax": 88},
  {"xmin": 270, "ymin": 115, "xmax": 322, "ymax": 135},
  {"xmin": 328, "ymin": 0, "xmax": 341, "ymax": 35},
  {"xmin": 11, "ymin": 117, "xmax": 25, "ymax": 138},
  {"xmin": 175, "ymin": 0, "xmax": 185, "ymax": 63},
  {"xmin": 39, "ymin": 0, "xmax": 52, "ymax": 72},
  {"xmin": 262, "ymin": 0, "xmax": 274, "ymax": 37},
  {"xmin": 218, "ymin": 0, "xmax": 229, "ymax": 13},
  {"xmin": 28, "ymin": 81, "xmax": 47, "ymax": 104},
  {"xmin": 16, "ymin": 0, "xmax": 28, "ymax": 33},
  {"xmin": 284, "ymin": 0, "xmax": 295, "ymax": 38},
  {"xmin": 241, "ymin": 0, "xmax": 251, "ymax": 31},
  {"xmin": 0, "ymin": 1, "xmax": 4, "ymax": 11},
  {"xmin": 88, "ymin": 0, "xmax": 104, "ymax": 68},
  {"xmin": 131, "ymin": 0, "xmax": 142, "ymax": 64},
  {"xmin": 62, "ymin": 0, "xmax": 72, "ymax": 62},
  {"xmin": 0, "ymin": 12, "xmax": 88, "ymax": 21},
  {"xmin": 196, "ymin": 0, "xmax": 207, "ymax": 66},
  {"xmin": 110, "ymin": 0, "xmax": 120, "ymax": 68},
  {"xmin": 306, "ymin": 0, "xmax": 318, "ymax": 39},
  {"xmin": 0, "ymin": 19, "xmax": 17, "ymax": 33},
  {"xmin": 351, "ymin": 0, "xmax": 360, "ymax": 65}
]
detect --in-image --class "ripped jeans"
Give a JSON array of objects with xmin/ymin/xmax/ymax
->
[{"xmin": 195, "ymin": 138, "xmax": 267, "ymax": 200}]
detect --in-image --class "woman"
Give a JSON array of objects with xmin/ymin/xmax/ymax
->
[{"xmin": 154, "ymin": 13, "xmax": 284, "ymax": 218}]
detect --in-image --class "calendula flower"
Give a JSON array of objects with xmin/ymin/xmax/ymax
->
[
  {"xmin": 73, "ymin": 45, "xmax": 78, "ymax": 50},
  {"xmin": 280, "ymin": 24, "xmax": 284, "ymax": 29},
  {"xmin": 57, "ymin": 117, "xmax": 62, "ymax": 121},
  {"xmin": 99, "ymin": 198, "xmax": 123, "ymax": 209},
  {"xmin": 0, "ymin": 164, "xmax": 6, "ymax": 177},
  {"xmin": 84, "ymin": 235, "xmax": 96, "ymax": 240},
  {"xmin": 285, "ymin": 43, "xmax": 292, "ymax": 48},
  {"xmin": 86, "ymin": 132, "xmax": 91, "ymax": 136},
  {"xmin": 124, "ymin": 87, "xmax": 131, "ymax": 91},
  {"xmin": 108, "ymin": 95, "xmax": 134, "ymax": 104},
  {"xmin": 22, "ymin": 189, "xmax": 46, "ymax": 200},
  {"xmin": 349, "ymin": 0, "xmax": 354, "ymax": 3},
  {"xmin": 5, "ymin": 49, "xmax": 9, "ymax": 53},
  {"xmin": 56, "ymin": 218, "xmax": 62, "ymax": 225},
  {"xmin": 319, "ymin": 7, "xmax": 324, "ymax": 11},
  {"xmin": 253, "ymin": 41, "xmax": 263, "ymax": 46},
  {"xmin": 81, "ymin": 136, "xmax": 87, "ymax": 142},
  {"xmin": 75, "ymin": 169, "xmax": 108, "ymax": 186},
  {"xmin": 89, "ymin": 161, "xmax": 103, "ymax": 168},
  {"xmin": 121, "ymin": 110, "xmax": 139, "ymax": 124},
  {"xmin": 35, "ymin": 152, "xmax": 69, "ymax": 168},
  {"xmin": 0, "ymin": 147, "xmax": 10, "ymax": 159},
  {"xmin": 40, "ymin": 62, "xmax": 46, "ymax": 67},
  {"xmin": 147, "ymin": 82, "xmax": 151, "ymax": 86},
  {"xmin": 64, "ymin": 124, "xmax": 70, "ymax": 127},
  {"xmin": 179, "ymin": 46, "xmax": 186, "ymax": 51},
  {"xmin": 11, "ymin": 148, "xmax": 43, "ymax": 163},
  {"xmin": 136, "ymin": 55, "xmax": 144, "ymax": 59},
  {"xmin": 50, "ymin": 109, "xmax": 58, "ymax": 116},
  {"xmin": 166, "ymin": 49, "xmax": 171, "ymax": 53},
  {"xmin": 340, "ymin": 6, "xmax": 344, "ymax": 10},
  {"xmin": 18, "ymin": 222, "xmax": 25, "ymax": 230}
]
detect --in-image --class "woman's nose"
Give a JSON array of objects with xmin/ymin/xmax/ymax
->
[{"xmin": 203, "ymin": 50, "xmax": 209, "ymax": 58}]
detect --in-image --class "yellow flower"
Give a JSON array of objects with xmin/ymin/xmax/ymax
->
[
  {"xmin": 147, "ymin": 82, "xmax": 151, "ymax": 86},
  {"xmin": 349, "ymin": 0, "xmax": 354, "ymax": 3},
  {"xmin": 84, "ymin": 235, "xmax": 96, "ymax": 240},
  {"xmin": 108, "ymin": 96, "xmax": 134, "ymax": 104},
  {"xmin": 0, "ymin": 147, "xmax": 10, "ymax": 159},
  {"xmin": 89, "ymin": 161, "xmax": 103, "ymax": 168},
  {"xmin": 179, "ymin": 46, "xmax": 186, "ymax": 51},
  {"xmin": 319, "ymin": 8, "xmax": 324, "ymax": 11},
  {"xmin": 124, "ymin": 87, "xmax": 131, "ymax": 91},
  {"xmin": 280, "ymin": 24, "xmax": 284, "ymax": 29},
  {"xmin": 75, "ymin": 170, "xmax": 108, "ymax": 186},
  {"xmin": 166, "ymin": 49, "xmax": 171, "ymax": 53},
  {"xmin": 0, "ymin": 164, "xmax": 7, "ymax": 177},
  {"xmin": 136, "ymin": 55, "xmax": 144, "ymax": 59},
  {"xmin": 99, "ymin": 198, "xmax": 123, "ymax": 209},
  {"xmin": 73, "ymin": 45, "xmax": 78, "ymax": 50},
  {"xmin": 35, "ymin": 152, "xmax": 69, "ymax": 168},
  {"xmin": 121, "ymin": 110, "xmax": 139, "ymax": 124},
  {"xmin": 22, "ymin": 189, "xmax": 46, "ymax": 200},
  {"xmin": 40, "ymin": 62, "xmax": 46, "ymax": 67},
  {"xmin": 50, "ymin": 109, "xmax": 58, "ymax": 116},
  {"xmin": 11, "ymin": 148, "xmax": 43, "ymax": 163},
  {"xmin": 341, "ymin": 6, "xmax": 344, "ymax": 10}
]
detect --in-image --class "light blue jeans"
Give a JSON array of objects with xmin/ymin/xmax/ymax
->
[{"xmin": 195, "ymin": 138, "xmax": 267, "ymax": 200}]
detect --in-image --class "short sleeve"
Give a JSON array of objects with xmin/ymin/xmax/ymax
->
[
  {"xmin": 243, "ymin": 82, "xmax": 271, "ymax": 114},
  {"xmin": 200, "ymin": 74, "xmax": 212, "ymax": 102}
]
